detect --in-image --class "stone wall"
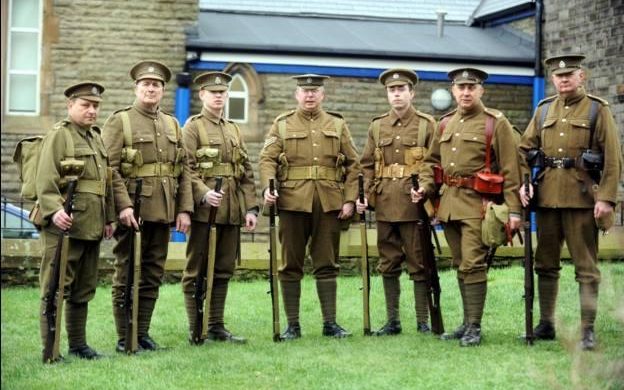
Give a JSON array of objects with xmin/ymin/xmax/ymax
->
[{"xmin": 542, "ymin": 0, "xmax": 623, "ymax": 142}]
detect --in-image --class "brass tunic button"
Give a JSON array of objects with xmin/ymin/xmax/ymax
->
[
  {"xmin": 472, "ymin": 136, "xmax": 477, "ymax": 140},
  {"xmin": 455, "ymin": 133, "xmax": 460, "ymax": 137},
  {"xmin": 392, "ymin": 177, "xmax": 397, "ymax": 181},
  {"xmin": 311, "ymin": 130, "xmax": 316, "ymax": 134},
  {"xmin": 313, "ymin": 157, "xmax": 318, "ymax": 161},
  {"xmin": 557, "ymin": 148, "xmax": 563, "ymax": 152},
  {"xmin": 157, "ymin": 132, "xmax": 161, "ymax": 136},
  {"xmin": 460, "ymin": 119, "xmax": 465, "ymax": 123},
  {"xmin": 560, "ymin": 132, "xmax": 565, "ymax": 136},
  {"xmin": 562, "ymin": 118, "xmax": 567, "ymax": 123},
  {"xmin": 159, "ymin": 148, "xmax": 163, "ymax": 152},
  {"xmin": 396, "ymin": 136, "xmax": 400, "ymax": 140},
  {"xmin": 450, "ymin": 162, "xmax": 455, "ymax": 166},
  {"xmin": 564, "ymin": 106, "xmax": 569, "ymax": 109},
  {"xmin": 163, "ymin": 179, "xmax": 167, "ymax": 183},
  {"xmin": 313, "ymin": 143, "xmax": 318, "ymax": 147},
  {"xmin": 451, "ymin": 147, "xmax": 457, "ymax": 152},
  {"xmin": 395, "ymin": 149, "xmax": 400, "ymax": 153},
  {"xmin": 140, "ymin": 138, "xmax": 144, "ymax": 141}
]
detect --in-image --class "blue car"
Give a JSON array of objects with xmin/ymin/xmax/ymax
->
[{"xmin": 1, "ymin": 201, "xmax": 40, "ymax": 239}]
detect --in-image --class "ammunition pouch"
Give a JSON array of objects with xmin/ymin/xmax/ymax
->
[
  {"xmin": 277, "ymin": 153, "xmax": 289, "ymax": 181},
  {"xmin": 335, "ymin": 153, "xmax": 346, "ymax": 181},
  {"xmin": 404, "ymin": 146, "xmax": 425, "ymax": 168},
  {"xmin": 526, "ymin": 148, "xmax": 545, "ymax": 169},
  {"xmin": 120, "ymin": 147, "xmax": 143, "ymax": 177},
  {"xmin": 60, "ymin": 158, "xmax": 85, "ymax": 178},
  {"xmin": 473, "ymin": 171, "xmax": 504, "ymax": 195},
  {"xmin": 580, "ymin": 150, "xmax": 604, "ymax": 171},
  {"xmin": 197, "ymin": 147, "xmax": 222, "ymax": 179},
  {"xmin": 374, "ymin": 147, "xmax": 384, "ymax": 179}
]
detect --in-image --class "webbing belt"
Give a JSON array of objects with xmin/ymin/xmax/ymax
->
[{"xmin": 286, "ymin": 166, "xmax": 339, "ymax": 180}]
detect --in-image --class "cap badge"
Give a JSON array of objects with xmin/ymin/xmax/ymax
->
[
  {"xmin": 91, "ymin": 86, "xmax": 99, "ymax": 95},
  {"xmin": 215, "ymin": 76, "xmax": 221, "ymax": 84},
  {"xmin": 148, "ymin": 66, "xmax": 155, "ymax": 73},
  {"xmin": 392, "ymin": 73, "xmax": 399, "ymax": 79},
  {"xmin": 462, "ymin": 71, "xmax": 469, "ymax": 78},
  {"xmin": 559, "ymin": 60, "xmax": 565, "ymax": 68},
  {"xmin": 306, "ymin": 77, "xmax": 312, "ymax": 84}
]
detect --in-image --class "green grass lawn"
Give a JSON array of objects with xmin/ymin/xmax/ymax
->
[{"xmin": 2, "ymin": 263, "xmax": 623, "ymax": 390}]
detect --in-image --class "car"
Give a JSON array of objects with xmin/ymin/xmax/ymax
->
[{"xmin": 1, "ymin": 201, "xmax": 40, "ymax": 239}]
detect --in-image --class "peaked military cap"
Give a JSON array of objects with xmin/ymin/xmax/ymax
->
[
  {"xmin": 130, "ymin": 60, "xmax": 172, "ymax": 83},
  {"xmin": 448, "ymin": 67, "xmax": 488, "ymax": 85},
  {"xmin": 194, "ymin": 71, "xmax": 232, "ymax": 91},
  {"xmin": 544, "ymin": 54, "xmax": 585, "ymax": 75},
  {"xmin": 379, "ymin": 68, "xmax": 419, "ymax": 87},
  {"xmin": 64, "ymin": 81, "xmax": 105, "ymax": 102},
  {"xmin": 292, "ymin": 74, "xmax": 329, "ymax": 89}
]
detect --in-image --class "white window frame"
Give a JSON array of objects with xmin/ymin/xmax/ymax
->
[
  {"xmin": 225, "ymin": 74, "xmax": 248, "ymax": 123},
  {"xmin": 5, "ymin": 0, "xmax": 43, "ymax": 116}
]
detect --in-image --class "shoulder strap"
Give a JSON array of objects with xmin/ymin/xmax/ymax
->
[
  {"xmin": 417, "ymin": 118, "xmax": 428, "ymax": 147},
  {"xmin": 587, "ymin": 100, "xmax": 599, "ymax": 150},
  {"xmin": 372, "ymin": 120, "xmax": 381, "ymax": 146},
  {"xmin": 333, "ymin": 117, "xmax": 343, "ymax": 140},
  {"xmin": 539, "ymin": 101, "xmax": 552, "ymax": 131},
  {"xmin": 62, "ymin": 126, "xmax": 75, "ymax": 158},
  {"xmin": 439, "ymin": 115, "xmax": 451, "ymax": 135},
  {"xmin": 196, "ymin": 119, "xmax": 210, "ymax": 147},
  {"xmin": 484, "ymin": 116, "xmax": 495, "ymax": 172},
  {"xmin": 120, "ymin": 111, "xmax": 132, "ymax": 147}
]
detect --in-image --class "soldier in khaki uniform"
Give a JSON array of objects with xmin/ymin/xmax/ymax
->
[
  {"xmin": 36, "ymin": 82, "xmax": 115, "ymax": 361},
  {"xmin": 260, "ymin": 74, "xmax": 361, "ymax": 340},
  {"xmin": 519, "ymin": 54, "xmax": 622, "ymax": 350},
  {"xmin": 102, "ymin": 60, "xmax": 193, "ymax": 352},
  {"xmin": 181, "ymin": 71, "xmax": 258, "ymax": 344},
  {"xmin": 356, "ymin": 68, "xmax": 436, "ymax": 335},
  {"xmin": 415, "ymin": 68, "xmax": 522, "ymax": 346}
]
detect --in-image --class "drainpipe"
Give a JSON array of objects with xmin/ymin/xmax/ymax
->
[
  {"xmin": 532, "ymin": 0, "xmax": 545, "ymax": 109},
  {"xmin": 174, "ymin": 71, "xmax": 192, "ymax": 125},
  {"xmin": 437, "ymin": 11, "xmax": 447, "ymax": 38}
]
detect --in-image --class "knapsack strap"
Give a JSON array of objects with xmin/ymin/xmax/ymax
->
[
  {"xmin": 417, "ymin": 118, "xmax": 428, "ymax": 147},
  {"xmin": 587, "ymin": 100, "xmax": 599, "ymax": 150}
]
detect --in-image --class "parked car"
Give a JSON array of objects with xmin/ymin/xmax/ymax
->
[{"xmin": 1, "ymin": 202, "xmax": 40, "ymax": 239}]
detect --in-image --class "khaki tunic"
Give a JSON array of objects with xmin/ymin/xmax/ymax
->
[
  {"xmin": 36, "ymin": 119, "xmax": 115, "ymax": 301},
  {"xmin": 519, "ymin": 89, "xmax": 622, "ymax": 283},
  {"xmin": 102, "ymin": 102, "xmax": 193, "ymax": 300},
  {"xmin": 420, "ymin": 102, "xmax": 522, "ymax": 283},
  {"xmin": 181, "ymin": 108, "xmax": 258, "ymax": 292},
  {"xmin": 360, "ymin": 107, "xmax": 436, "ymax": 280},
  {"xmin": 259, "ymin": 108, "xmax": 360, "ymax": 280}
]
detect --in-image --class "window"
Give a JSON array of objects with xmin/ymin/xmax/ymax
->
[
  {"xmin": 6, "ymin": 0, "xmax": 43, "ymax": 115},
  {"xmin": 225, "ymin": 74, "xmax": 248, "ymax": 123}
]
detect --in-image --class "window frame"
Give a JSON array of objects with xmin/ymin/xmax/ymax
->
[
  {"xmin": 5, "ymin": 0, "xmax": 43, "ymax": 116},
  {"xmin": 225, "ymin": 74, "xmax": 249, "ymax": 123}
]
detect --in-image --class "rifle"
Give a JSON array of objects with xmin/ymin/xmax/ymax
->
[
  {"xmin": 523, "ymin": 173, "xmax": 534, "ymax": 345},
  {"xmin": 42, "ymin": 178, "xmax": 77, "ymax": 363},
  {"xmin": 123, "ymin": 178, "xmax": 143, "ymax": 353},
  {"xmin": 411, "ymin": 174, "xmax": 444, "ymax": 335},
  {"xmin": 268, "ymin": 179, "xmax": 281, "ymax": 342},
  {"xmin": 358, "ymin": 174, "xmax": 371, "ymax": 336},
  {"xmin": 192, "ymin": 177, "xmax": 223, "ymax": 343}
]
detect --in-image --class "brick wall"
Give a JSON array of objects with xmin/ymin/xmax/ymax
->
[{"xmin": 1, "ymin": 0, "xmax": 198, "ymax": 201}]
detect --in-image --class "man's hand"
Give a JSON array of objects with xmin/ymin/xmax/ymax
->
[
  {"xmin": 52, "ymin": 209, "xmax": 73, "ymax": 231},
  {"xmin": 338, "ymin": 202, "xmax": 354, "ymax": 220},
  {"xmin": 508, "ymin": 215, "xmax": 522, "ymax": 231},
  {"xmin": 176, "ymin": 212, "xmax": 191, "ymax": 234},
  {"xmin": 263, "ymin": 188, "xmax": 279, "ymax": 206},
  {"xmin": 104, "ymin": 223, "xmax": 114, "ymax": 239},
  {"xmin": 594, "ymin": 200, "xmax": 613, "ymax": 220},
  {"xmin": 519, "ymin": 183, "xmax": 534, "ymax": 208},
  {"xmin": 244, "ymin": 212, "xmax": 258, "ymax": 232},
  {"xmin": 202, "ymin": 189, "xmax": 224, "ymax": 208},
  {"xmin": 355, "ymin": 197, "xmax": 368, "ymax": 214},
  {"xmin": 119, "ymin": 207, "xmax": 139, "ymax": 229},
  {"xmin": 410, "ymin": 187, "xmax": 426, "ymax": 203}
]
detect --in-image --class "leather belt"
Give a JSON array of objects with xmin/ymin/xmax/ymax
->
[
  {"xmin": 380, "ymin": 164, "xmax": 413, "ymax": 179},
  {"xmin": 544, "ymin": 157, "xmax": 576, "ymax": 169},
  {"xmin": 442, "ymin": 174, "xmax": 475, "ymax": 189}
]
